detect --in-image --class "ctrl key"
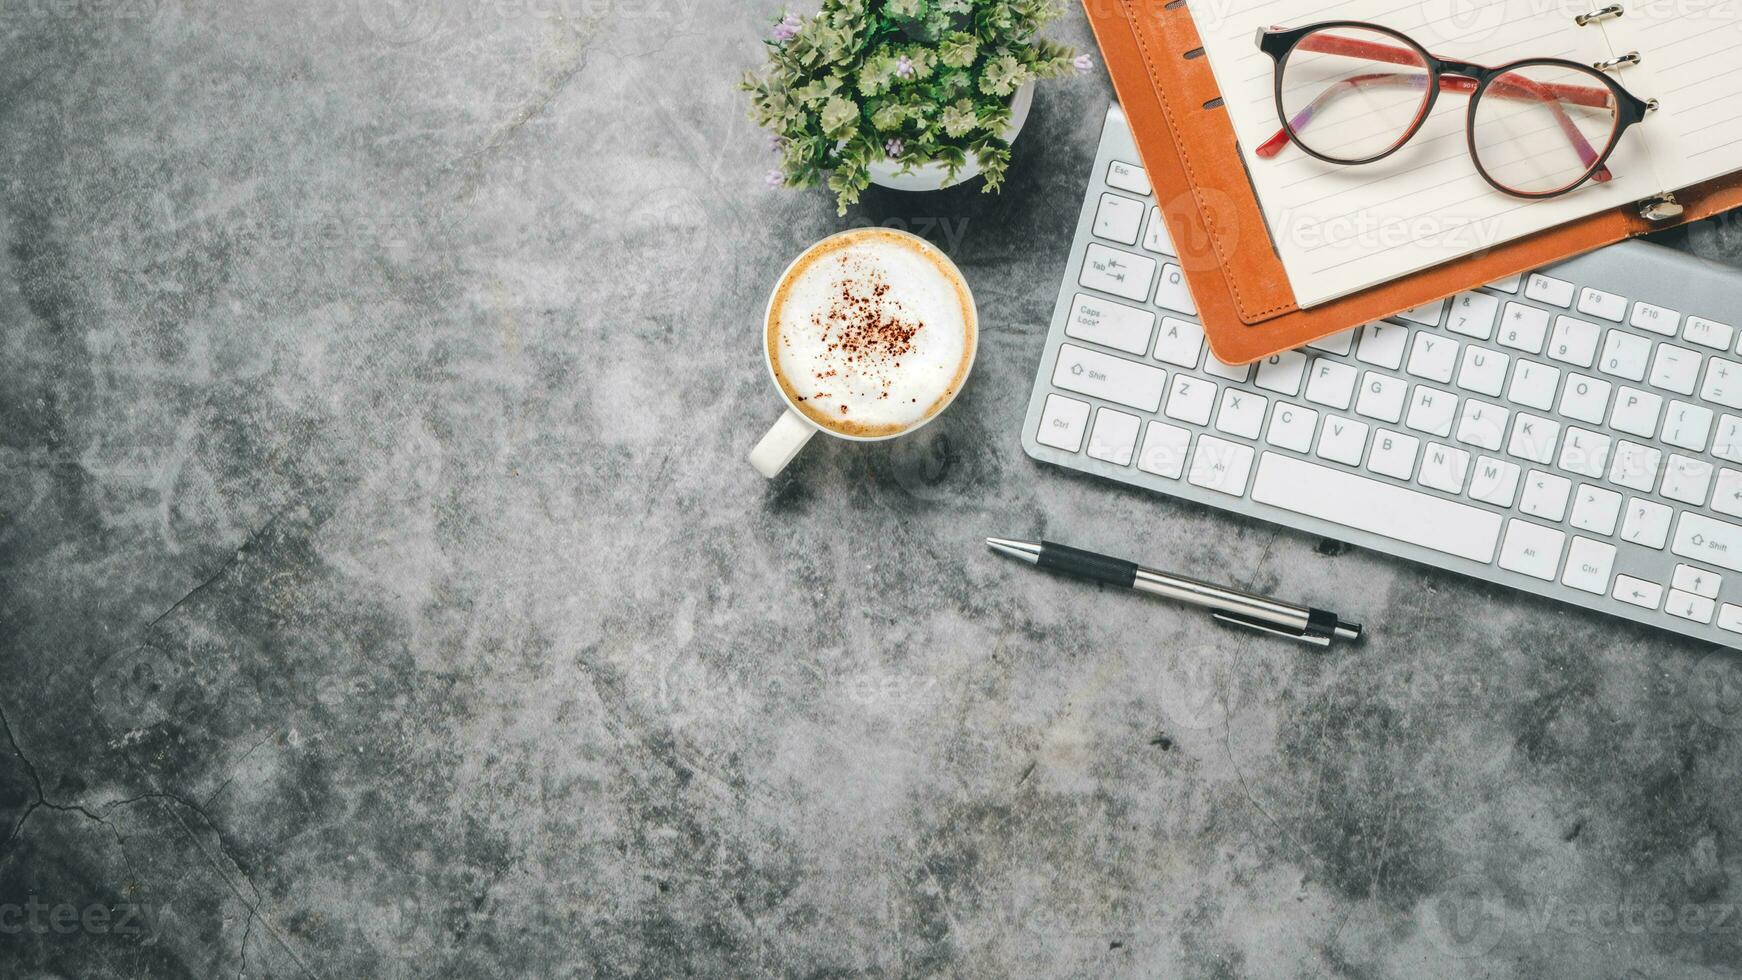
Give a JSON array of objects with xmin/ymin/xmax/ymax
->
[{"xmin": 1037, "ymin": 394, "xmax": 1091, "ymax": 452}]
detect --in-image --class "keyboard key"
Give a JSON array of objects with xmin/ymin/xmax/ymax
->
[
  {"xmin": 1405, "ymin": 385, "xmax": 1457, "ymax": 437},
  {"xmin": 1455, "ymin": 399, "xmax": 1508, "ymax": 451},
  {"xmin": 1106, "ymin": 159, "xmax": 1151, "ymax": 196},
  {"xmin": 1164, "ymin": 375, "xmax": 1216, "ymax": 425},
  {"xmin": 1417, "ymin": 442, "xmax": 1470, "ymax": 493},
  {"xmin": 1188, "ymin": 436, "xmax": 1254, "ymax": 496},
  {"xmin": 1557, "ymin": 427, "xmax": 1612, "ymax": 479},
  {"xmin": 1266, "ymin": 402, "xmax": 1318, "ymax": 453},
  {"xmin": 1610, "ymin": 386, "xmax": 1663, "ymax": 438},
  {"xmin": 1214, "ymin": 388, "xmax": 1267, "ymax": 439},
  {"xmin": 1715, "ymin": 468, "xmax": 1742, "ymax": 517},
  {"xmin": 1087, "ymin": 407, "xmax": 1142, "ymax": 465},
  {"xmin": 1614, "ymin": 575, "xmax": 1663, "ymax": 609},
  {"xmin": 1674, "ymin": 512, "xmax": 1742, "ymax": 572},
  {"xmin": 1065, "ymin": 293, "xmax": 1155, "ymax": 355},
  {"xmin": 1558, "ymin": 373, "xmax": 1612, "ymax": 425},
  {"xmin": 1304, "ymin": 358, "xmax": 1358, "ymax": 409},
  {"xmin": 1661, "ymin": 454, "xmax": 1714, "ymax": 506},
  {"xmin": 1722, "ymin": 604, "xmax": 1742, "ymax": 633},
  {"xmin": 1153, "ymin": 316, "xmax": 1205, "ymax": 368},
  {"xmin": 1662, "ymin": 401, "xmax": 1714, "ymax": 452},
  {"xmin": 1155, "ymin": 263, "xmax": 1195, "ymax": 315},
  {"xmin": 1316, "ymin": 416, "xmax": 1369, "ymax": 466},
  {"xmin": 1093, "ymin": 192, "xmax": 1144, "ymax": 245},
  {"xmin": 1037, "ymin": 394, "xmax": 1091, "ymax": 451},
  {"xmin": 1672, "ymin": 564, "xmax": 1721, "ymax": 599},
  {"xmin": 1702, "ymin": 357, "xmax": 1742, "ymax": 409},
  {"xmin": 1621, "ymin": 498, "xmax": 1672, "ymax": 549},
  {"xmin": 1548, "ymin": 316, "xmax": 1601, "ymax": 367},
  {"xmin": 1488, "ymin": 273, "xmax": 1523, "ymax": 293},
  {"xmin": 1354, "ymin": 322, "xmax": 1406, "ymax": 368},
  {"xmin": 1667, "ymin": 589, "xmax": 1717, "ymax": 624},
  {"xmin": 1597, "ymin": 331, "xmax": 1650, "ymax": 381},
  {"xmin": 1080, "ymin": 243, "xmax": 1156, "ymax": 302},
  {"xmin": 1525, "ymin": 273, "xmax": 1575, "ymax": 308},
  {"xmin": 1508, "ymin": 413, "xmax": 1560, "ymax": 465},
  {"xmin": 1250, "ymin": 452, "xmax": 1503, "ymax": 563},
  {"xmin": 1356, "ymin": 372, "xmax": 1408, "ymax": 423},
  {"xmin": 1141, "ymin": 206, "xmax": 1174, "ymax": 255},
  {"xmin": 1446, "ymin": 291, "xmax": 1499, "ymax": 339},
  {"xmin": 1054, "ymin": 344, "xmax": 1168, "ymax": 412},
  {"xmin": 1716, "ymin": 415, "xmax": 1742, "ymax": 463},
  {"xmin": 1610, "ymin": 440, "xmax": 1663, "ymax": 493},
  {"xmin": 1562, "ymin": 537, "xmax": 1616, "ymax": 594},
  {"xmin": 1456, "ymin": 345, "xmax": 1509, "ymax": 397},
  {"xmin": 1204, "ymin": 357, "xmax": 1250, "ymax": 383},
  {"xmin": 1255, "ymin": 351, "xmax": 1308, "ymax": 395},
  {"xmin": 1685, "ymin": 315, "xmax": 1734, "ymax": 350},
  {"xmin": 1570, "ymin": 484, "xmax": 1622, "ymax": 535},
  {"xmin": 1499, "ymin": 520, "xmax": 1565, "ymax": 580},
  {"xmin": 1650, "ymin": 344, "xmax": 1702, "ymax": 395},
  {"xmin": 1470, "ymin": 455, "xmax": 1522, "ymax": 507},
  {"xmin": 1367, "ymin": 429, "xmax": 1419, "ymax": 480},
  {"xmin": 1308, "ymin": 329, "xmax": 1356, "ymax": 356},
  {"xmin": 1407, "ymin": 333, "xmax": 1459, "ymax": 383},
  {"xmin": 1577, "ymin": 287, "xmax": 1626, "ymax": 322},
  {"xmin": 1396, "ymin": 299, "xmax": 1446, "ymax": 327},
  {"xmin": 1631, "ymin": 301, "xmax": 1680, "ymax": 336},
  {"xmin": 1137, "ymin": 420, "xmax": 1191, "ymax": 478},
  {"xmin": 1508, "ymin": 360, "xmax": 1560, "ymax": 411},
  {"xmin": 1519, "ymin": 470, "xmax": 1572, "ymax": 521},
  {"xmin": 1499, "ymin": 303, "xmax": 1552, "ymax": 353}
]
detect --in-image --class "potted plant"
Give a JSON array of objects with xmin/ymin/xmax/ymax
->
[{"xmin": 743, "ymin": 0, "xmax": 1089, "ymax": 215}]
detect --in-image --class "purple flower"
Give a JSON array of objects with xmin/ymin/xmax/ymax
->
[
  {"xmin": 767, "ymin": 132, "xmax": 784, "ymax": 152},
  {"xmin": 895, "ymin": 55, "xmax": 915, "ymax": 78},
  {"xmin": 885, "ymin": 138, "xmax": 904, "ymax": 157},
  {"xmin": 772, "ymin": 11, "xmax": 801, "ymax": 42},
  {"xmin": 765, "ymin": 169, "xmax": 785, "ymax": 188},
  {"xmin": 1073, "ymin": 53, "xmax": 1094, "ymax": 75}
]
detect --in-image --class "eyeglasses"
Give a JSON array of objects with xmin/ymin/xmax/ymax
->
[{"xmin": 1254, "ymin": 22, "xmax": 1657, "ymax": 198}]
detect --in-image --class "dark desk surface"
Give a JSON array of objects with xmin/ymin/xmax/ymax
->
[{"xmin": 3, "ymin": 3, "xmax": 1740, "ymax": 977}]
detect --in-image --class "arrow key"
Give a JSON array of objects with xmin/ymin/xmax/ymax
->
[
  {"xmin": 1672, "ymin": 563, "xmax": 1722, "ymax": 599},
  {"xmin": 1613, "ymin": 575, "xmax": 1664, "ymax": 610}
]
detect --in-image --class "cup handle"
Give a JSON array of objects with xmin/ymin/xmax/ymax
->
[{"xmin": 749, "ymin": 408, "xmax": 816, "ymax": 478}]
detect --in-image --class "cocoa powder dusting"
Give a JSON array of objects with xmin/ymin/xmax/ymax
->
[{"xmin": 806, "ymin": 254, "xmax": 926, "ymax": 414}]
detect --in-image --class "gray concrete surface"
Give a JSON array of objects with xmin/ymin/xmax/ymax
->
[{"xmin": 3, "ymin": 1, "xmax": 1742, "ymax": 977}]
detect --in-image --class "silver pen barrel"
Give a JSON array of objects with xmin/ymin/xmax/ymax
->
[{"xmin": 1132, "ymin": 566, "xmax": 1362, "ymax": 643}]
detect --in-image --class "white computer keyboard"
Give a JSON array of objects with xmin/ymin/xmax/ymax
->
[{"xmin": 1021, "ymin": 105, "xmax": 1742, "ymax": 649}]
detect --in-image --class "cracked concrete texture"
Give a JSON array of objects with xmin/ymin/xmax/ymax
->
[{"xmin": 2, "ymin": 1, "xmax": 1742, "ymax": 977}]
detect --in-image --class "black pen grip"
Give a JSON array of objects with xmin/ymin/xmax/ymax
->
[{"xmin": 1036, "ymin": 541, "xmax": 1138, "ymax": 587}]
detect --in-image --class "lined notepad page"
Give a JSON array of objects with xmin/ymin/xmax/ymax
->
[
  {"xmin": 1196, "ymin": 0, "xmax": 1656, "ymax": 307},
  {"xmin": 1614, "ymin": 0, "xmax": 1742, "ymax": 189}
]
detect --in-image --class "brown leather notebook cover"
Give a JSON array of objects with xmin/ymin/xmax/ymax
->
[{"xmin": 1084, "ymin": 0, "xmax": 1742, "ymax": 364}]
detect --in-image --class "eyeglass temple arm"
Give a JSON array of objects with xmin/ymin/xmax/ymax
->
[{"xmin": 1255, "ymin": 33, "xmax": 1614, "ymax": 182}]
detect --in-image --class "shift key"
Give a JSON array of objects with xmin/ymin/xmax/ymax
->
[
  {"xmin": 1053, "ymin": 344, "xmax": 1167, "ymax": 413},
  {"xmin": 1080, "ymin": 243, "xmax": 1157, "ymax": 302},
  {"xmin": 1672, "ymin": 513, "xmax": 1742, "ymax": 572}
]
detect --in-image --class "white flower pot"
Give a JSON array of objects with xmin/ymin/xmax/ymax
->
[{"xmin": 865, "ymin": 84, "xmax": 1034, "ymax": 192}]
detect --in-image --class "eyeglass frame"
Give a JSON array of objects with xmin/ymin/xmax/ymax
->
[{"xmin": 1254, "ymin": 21, "xmax": 1657, "ymax": 199}]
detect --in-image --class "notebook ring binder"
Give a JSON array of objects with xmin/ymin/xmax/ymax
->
[
  {"xmin": 1640, "ymin": 192, "xmax": 1685, "ymax": 221},
  {"xmin": 1574, "ymin": 4, "xmax": 1624, "ymax": 26},
  {"xmin": 1594, "ymin": 51, "xmax": 1641, "ymax": 70}
]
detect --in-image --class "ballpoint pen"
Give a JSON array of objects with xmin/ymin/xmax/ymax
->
[{"xmin": 986, "ymin": 537, "xmax": 1364, "ymax": 647}]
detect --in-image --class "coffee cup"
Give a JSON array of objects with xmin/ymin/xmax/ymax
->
[{"xmin": 749, "ymin": 228, "xmax": 978, "ymax": 478}]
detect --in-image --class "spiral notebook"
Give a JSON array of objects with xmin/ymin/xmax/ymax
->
[
  {"xmin": 1194, "ymin": 0, "xmax": 1742, "ymax": 307},
  {"xmin": 1083, "ymin": 0, "xmax": 1742, "ymax": 363}
]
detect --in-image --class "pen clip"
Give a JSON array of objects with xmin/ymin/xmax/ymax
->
[{"xmin": 1212, "ymin": 611, "xmax": 1333, "ymax": 648}]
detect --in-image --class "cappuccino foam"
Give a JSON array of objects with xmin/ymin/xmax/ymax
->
[{"xmin": 768, "ymin": 229, "xmax": 975, "ymax": 438}]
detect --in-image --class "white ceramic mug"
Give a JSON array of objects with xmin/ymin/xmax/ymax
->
[{"xmin": 749, "ymin": 229, "xmax": 978, "ymax": 478}]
